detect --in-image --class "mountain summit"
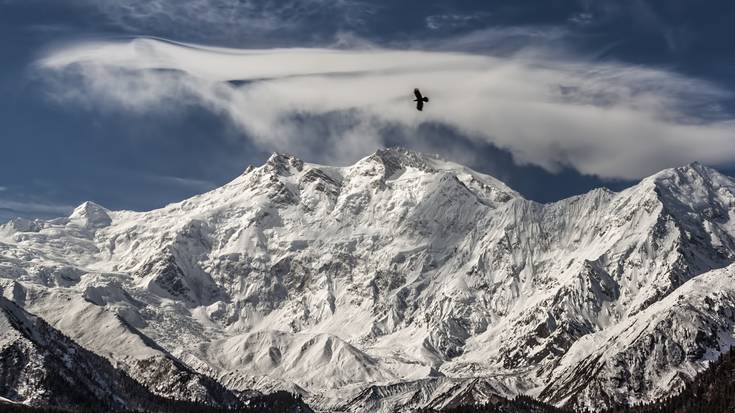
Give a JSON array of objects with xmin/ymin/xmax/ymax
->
[{"xmin": 2, "ymin": 149, "xmax": 735, "ymax": 412}]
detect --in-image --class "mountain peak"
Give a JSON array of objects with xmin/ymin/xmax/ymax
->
[
  {"xmin": 647, "ymin": 161, "xmax": 730, "ymax": 193},
  {"xmin": 652, "ymin": 161, "xmax": 715, "ymax": 179},
  {"xmin": 5, "ymin": 150, "xmax": 735, "ymax": 412},
  {"xmin": 369, "ymin": 147, "xmax": 438, "ymax": 172},
  {"xmin": 69, "ymin": 201, "xmax": 111, "ymax": 228},
  {"xmin": 265, "ymin": 152, "xmax": 304, "ymax": 175},
  {"xmin": 352, "ymin": 147, "xmax": 446, "ymax": 181},
  {"xmin": 352, "ymin": 147, "xmax": 520, "ymax": 204}
]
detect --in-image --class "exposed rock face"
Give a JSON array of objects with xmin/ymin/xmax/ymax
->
[
  {"xmin": 0, "ymin": 295, "xmax": 162, "ymax": 410},
  {"xmin": 2, "ymin": 148, "xmax": 735, "ymax": 412}
]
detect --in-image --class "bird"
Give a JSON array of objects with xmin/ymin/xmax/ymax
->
[{"xmin": 413, "ymin": 88, "xmax": 429, "ymax": 111}]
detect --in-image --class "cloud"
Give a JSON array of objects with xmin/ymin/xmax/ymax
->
[
  {"xmin": 0, "ymin": 187, "xmax": 7, "ymax": 192},
  {"xmin": 425, "ymin": 13, "xmax": 493, "ymax": 31},
  {"xmin": 574, "ymin": 0, "xmax": 695, "ymax": 53},
  {"xmin": 0, "ymin": 199, "xmax": 74, "ymax": 218},
  {"xmin": 142, "ymin": 174, "xmax": 216, "ymax": 191},
  {"xmin": 568, "ymin": 12, "xmax": 594, "ymax": 27},
  {"xmin": 68, "ymin": 0, "xmax": 373, "ymax": 44},
  {"xmin": 37, "ymin": 37, "xmax": 735, "ymax": 180}
]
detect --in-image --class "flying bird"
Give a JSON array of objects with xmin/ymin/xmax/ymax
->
[{"xmin": 413, "ymin": 88, "xmax": 429, "ymax": 111}]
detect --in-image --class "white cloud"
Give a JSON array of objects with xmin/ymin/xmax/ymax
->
[
  {"xmin": 0, "ymin": 199, "xmax": 73, "ymax": 216},
  {"xmin": 37, "ymin": 37, "xmax": 735, "ymax": 179},
  {"xmin": 145, "ymin": 174, "xmax": 216, "ymax": 191}
]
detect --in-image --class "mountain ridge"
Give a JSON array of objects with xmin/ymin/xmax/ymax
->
[{"xmin": 2, "ymin": 148, "xmax": 735, "ymax": 412}]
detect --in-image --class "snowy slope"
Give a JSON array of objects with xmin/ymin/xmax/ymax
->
[
  {"xmin": 2, "ymin": 148, "xmax": 735, "ymax": 411},
  {"xmin": 0, "ymin": 295, "xmax": 167, "ymax": 410}
]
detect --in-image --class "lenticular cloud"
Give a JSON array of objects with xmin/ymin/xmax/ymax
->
[{"xmin": 39, "ymin": 37, "xmax": 735, "ymax": 179}]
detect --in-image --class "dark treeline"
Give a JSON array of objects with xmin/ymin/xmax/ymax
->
[
  {"xmin": 421, "ymin": 347, "xmax": 735, "ymax": 413},
  {"xmin": 0, "ymin": 391, "xmax": 311, "ymax": 413},
  {"xmin": 597, "ymin": 347, "xmax": 735, "ymax": 413},
  {"xmin": 418, "ymin": 394, "xmax": 571, "ymax": 413},
  {"xmin": 0, "ymin": 297, "xmax": 309, "ymax": 413},
  {"xmin": 4, "ymin": 347, "xmax": 735, "ymax": 413}
]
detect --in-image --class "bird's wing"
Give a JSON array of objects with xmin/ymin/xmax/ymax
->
[
  {"xmin": 416, "ymin": 100, "xmax": 424, "ymax": 111},
  {"xmin": 414, "ymin": 88, "xmax": 423, "ymax": 99}
]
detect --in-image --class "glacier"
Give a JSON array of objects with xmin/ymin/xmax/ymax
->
[{"xmin": 2, "ymin": 148, "xmax": 735, "ymax": 412}]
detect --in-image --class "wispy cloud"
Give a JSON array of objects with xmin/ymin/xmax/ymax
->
[
  {"xmin": 425, "ymin": 12, "xmax": 492, "ymax": 31},
  {"xmin": 143, "ymin": 174, "xmax": 216, "ymax": 191},
  {"xmin": 37, "ymin": 37, "xmax": 735, "ymax": 180},
  {"xmin": 0, "ymin": 199, "xmax": 73, "ymax": 217},
  {"xmin": 67, "ymin": 0, "xmax": 373, "ymax": 44},
  {"xmin": 574, "ymin": 0, "xmax": 695, "ymax": 53}
]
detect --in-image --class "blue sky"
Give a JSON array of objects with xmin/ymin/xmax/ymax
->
[{"xmin": 2, "ymin": 0, "xmax": 735, "ymax": 221}]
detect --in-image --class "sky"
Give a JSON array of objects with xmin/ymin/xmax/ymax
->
[{"xmin": 2, "ymin": 0, "xmax": 735, "ymax": 221}]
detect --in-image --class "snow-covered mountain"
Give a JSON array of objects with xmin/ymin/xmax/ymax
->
[
  {"xmin": 2, "ymin": 148, "xmax": 735, "ymax": 412},
  {"xmin": 0, "ymin": 294, "xmax": 159, "ymax": 411}
]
